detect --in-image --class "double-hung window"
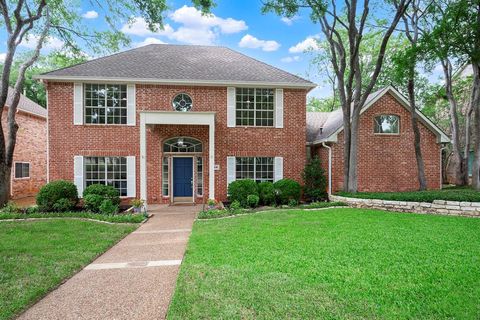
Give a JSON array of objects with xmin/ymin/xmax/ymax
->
[
  {"xmin": 236, "ymin": 157, "xmax": 274, "ymax": 183},
  {"xmin": 235, "ymin": 88, "xmax": 274, "ymax": 126},
  {"xmin": 84, "ymin": 84, "xmax": 127, "ymax": 124},
  {"xmin": 14, "ymin": 162, "xmax": 30, "ymax": 179},
  {"xmin": 84, "ymin": 157, "xmax": 127, "ymax": 196}
]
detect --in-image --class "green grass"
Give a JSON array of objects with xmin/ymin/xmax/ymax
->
[
  {"xmin": 337, "ymin": 186, "xmax": 480, "ymax": 203},
  {"xmin": 0, "ymin": 220, "xmax": 136, "ymax": 320},
  {"xmin": 168, "ymin": 208, "xmax": 480, "ymax": 319},
  {"xmin": 0, "ymin": 211, "xmax": 146, "ymax": 223}
]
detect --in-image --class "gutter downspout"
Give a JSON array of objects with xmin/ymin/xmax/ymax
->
[
  {"xmin": 322, "ymin": 142, "xmax": 332, "ymax": 196},
  {"xmin": 440, "ymin": 144, "xmax": 448, "ymax": 189}
]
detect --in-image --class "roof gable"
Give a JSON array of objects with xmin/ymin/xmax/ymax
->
[
  {"xmin": 36, "ymin": 44, "xmax": 316, "ymax": 89},
  {"xmin": 6, "ymin": 87, "xmax": 46, "ymax": 118},
  {"xmin": 307, "ymin": 86, "xmax": 449, "ymax": 144}
]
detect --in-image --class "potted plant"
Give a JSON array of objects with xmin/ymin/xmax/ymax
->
[
  {"xmin": 130, "ymin": 198, "xmax": 144, "ymax": 213},
  {"xmin": 207, "ymin": 199, "xmax": 217, "ymax": 210}
]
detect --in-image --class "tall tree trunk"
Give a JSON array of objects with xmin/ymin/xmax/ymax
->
[
  {"xmin": 464, "ymin": 105, "xmax": 473, "ymax": 184},
  {"xmin": 347, "ymin": 106, "xmax": 361, "ymax": 192},
  {"xmin": 442, "ymin": 60, "xmax": 467, "ymax": 186},
  {"xmin": 407, "ymin": 77, "xmax": 427, "ymax": 190},
  {"xmin": 471, "ymin": 63, "xmax": 480, "ymax": 190},
  {"xmin": 0, "ymin": 163, "xmax": 11, "ymax": 205}
]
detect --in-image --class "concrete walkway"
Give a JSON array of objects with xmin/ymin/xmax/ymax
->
[{"xmin": 18, "ymin": 205, "xmax": 198, "ymax": 320}]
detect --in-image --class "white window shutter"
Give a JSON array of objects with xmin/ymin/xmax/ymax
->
[
  {"xmin": 275, "ymin": 89, "xmax": 284, "ymax": 128},
  {"xmin": 274, "ymin": 157, "xmax": 283, "ymax": 182},
  {"xmin": 73, "ymin": 156, "xmax": 84, "ymax": 197},
  {"xmin": 73, "ymin": 83, "xmax": 83, "ymax": 125},
  {"xmin": 227, "ymin": 87, "xmax": 236, "ymax": 127},
  {"xmin": 127, "ymin": 84, "xmax": 136, "ymax": 126},
  {"xmin": 227, "ymin": 156, "xmax": 236, "ymax": 188},
  {"xmin": 126, "ymin": 156, "xmax": 136, "ymax": 197}
]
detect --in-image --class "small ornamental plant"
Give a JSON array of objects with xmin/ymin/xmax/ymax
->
[
  {"xmin": 207, "ymin": 199, "xmax": 217, "ymax": 209},
  {"xmin": 130, "ymin": 199, "xmax": 144, "ymax": 213}
]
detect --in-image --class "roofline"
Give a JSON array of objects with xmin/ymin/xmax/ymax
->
[
  {"xmin": 311, "ymin": 86, "xmax": 450, "ymax": 145},
  {"xmin": 33, "ymin": 75, "xmax": 317, "ymax": 90},
  {"xmin": 4, "ymin": 104, "xmax": 47, "ymax": 119}
]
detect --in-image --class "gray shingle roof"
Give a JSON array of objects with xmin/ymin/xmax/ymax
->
[
  {"xmin": 6, "ymin": 87, "xmax": 46, "ymax": 118},
  {"xmin": 38, "ymin": 44, "xmax": 315, "ymax": 87},
  {"xmin": 307, "ymin": 88, "xmax": 387, "ymax": 143}
]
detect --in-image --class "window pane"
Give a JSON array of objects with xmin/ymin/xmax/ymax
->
[
  {"xmin": 85, "ymin": 157, "xmax": 127, "ymax": 196},
  {"xmin": 162, "ymin": 157, "xmax": 169, "ymax": 196},
  {"xmin": 374, "ymin": 115, "xmax": 399, "ymax": 134},
  {"xmin": 196, "ymin": 157, "xmax": 203, "ymax": 196},
  {"xmin": 235, "ymin": 88, "xmax": 274, "ymax": 127},
  {"xmin": 85, "ymin": 84, "xmax": 127, "ymax": 125}
]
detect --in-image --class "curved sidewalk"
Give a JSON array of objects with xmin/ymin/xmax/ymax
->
[{"xmin": 18, "ymin": 205, "xmax": 198, "ymax": 320}]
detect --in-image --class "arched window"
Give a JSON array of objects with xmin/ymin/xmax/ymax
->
[
  {"xmin": 374, "ymin": 115, "xmax": 400, "ymax": 134},
  {"xmin": 163, "ymin": 137, "xmax": 202, "ymax": 153},
  {"xmin": 172, "ymin": 93, "xmax": 193, "ymax": 112}
]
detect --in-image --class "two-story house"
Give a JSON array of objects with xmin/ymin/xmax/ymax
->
[{"xmin": 37, "ymin": 44, "xmax": 315, "ymax": 205}]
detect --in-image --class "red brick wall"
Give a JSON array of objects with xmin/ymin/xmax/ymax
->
[
  {"xmin": 314, "ymin": 92, "xmax": 441, "ymax": 192},
  {"xmin": 4, "ymin": 110, "xmax": 47, "ymax": 198},
  {"xmin": 47, "ymin": 82, "xmax": 307, "ymax": 203}
]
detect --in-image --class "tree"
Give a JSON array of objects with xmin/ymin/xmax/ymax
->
[
  {"xmin": 423, "ymin": 0, "xmax": 480, "ymax": 189},
  {"xmin": 307, "ymin": 96, "xmax": 340, "ymax": 112},
  {"xmin": 0, "ymin": 0, "xmax": 215, "ymax": 206},
  {"xmin": 263, "ymin": 0, "xmax": 411, "ymax": 192}
]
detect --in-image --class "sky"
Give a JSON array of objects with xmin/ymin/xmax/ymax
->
[{"xmin": 0, "ymin": 0, "xmax": 444, "ymax": 99}]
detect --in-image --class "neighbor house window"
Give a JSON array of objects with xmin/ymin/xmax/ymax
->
[
  {"xmin": 85, "ymin": 157, "xmax": 127, "ymax": 196},
  {"xmin": 14, "ymin": 162, "xmax": 30, "ymax": 179},
  {"xmin": 162, "ymin": 157, "xmax": 169, "ymax": 196},
  {"xmin": 197, "ymin": 157, "xmax": 203, "ymax": 196},
  {"xmin": 374, "ymin": 115, "xmax": 400, "ymax": 134},
  {"xmin": 236, "ymin": 88, "xmax": 274, "ymax": 126},
  {"xmin": 236, "ymin": 157, "xmax": 274, "ymax": 182},
  {"xmin": 84, "ymin": 84, "xmax": 127, "ymax": 124}
]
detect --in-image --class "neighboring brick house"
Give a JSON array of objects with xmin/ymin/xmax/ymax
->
[
  {"xmin": 37, "ymin": 44, "xmax": 315, "ymax": 205},
  {"xmin": 4, "ymin": 88, "xmax": 47, "ymax": 198},
  {"xmin": 307, "ymin": 86, "xmax": 450, "ymax": 193}
]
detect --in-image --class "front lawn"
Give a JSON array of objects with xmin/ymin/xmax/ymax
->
[
  {"xmin": 337, "ymin": 186, "xmax": 480, "ymax": 203},
  {"xmin": 168, "ymin": 208, "xmax": 480, "ymax": 319},
  {"xmin": 0, "ymin": 220, "xmax": 136, "ymax": 320}
]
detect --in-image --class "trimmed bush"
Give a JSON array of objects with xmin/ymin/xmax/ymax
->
[
  {"xmin": 302, "ymin": 156, "xmax": 328, "ymax": 202},
  {"xmin": 230, "ymin": 200, "xmax": 241, "ymax": 211},
  {"xmin": 288, "ymin": 199, "xmax": 299, "ymax": 207},
  {"xmin": 83, "ymin": 184, "xmax": 120, "ymax": 213},
  {"xmin": 228, "ymin": 179, "xmax": 258, "ymax": 207},
  {"xmin": 99, "ymin": 199, "xmax": 118, "ymax": 215},
  {"xmin": 247, "ymin": 194, "xmax": 260, "ymax": 208},
  {"xmin": 258, "ymin": 181, "xmax": 275, "ymax": 206},
  {"xmin": 36, "ymin": 180, "xmax": 78, "ymax": 212},
  {"xmin": 274, "ymin": 179, "xmax": 301, "ymax": 205}
]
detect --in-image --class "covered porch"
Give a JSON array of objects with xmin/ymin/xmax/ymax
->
[{"xmin": 140, "ymin": 111, "xmax": 216, "ymax": 205}]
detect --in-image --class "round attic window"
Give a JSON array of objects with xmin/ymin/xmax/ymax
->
[{"xmin": 172, "ymin": 93, "xmax": 193, "ymax": 112}]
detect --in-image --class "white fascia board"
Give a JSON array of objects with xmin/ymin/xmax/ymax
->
[
  {"xmin": 33, "ymin": 75, "xmax": 317, "ymax": 89},
  {"xmin": 141, "ymin": 111, "xmax": 216, "ymax": 126}
]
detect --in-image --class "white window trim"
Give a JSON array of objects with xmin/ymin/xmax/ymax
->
[
  {"xmin": 13, "ymin": 162, "xmax": 30, "ymax": 180},
  {"xmin": 83, "ymin": 83, "xmax": 128, "ymax": 126},
  {"xmin": 235, "ymin": 88, "xmax": 275, "ymax": 128}
]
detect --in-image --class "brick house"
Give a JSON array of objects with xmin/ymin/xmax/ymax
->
[
  {"xmin": 4, "ymin": 88, "xmax": 47, "ymax": 199},
  {"xmin": 37, "ymin": 44, "xmax": 315, "ymax": 205},
  {"xmin": 307, "ymin": 86, "xmax": 450, "ymax": 193}
]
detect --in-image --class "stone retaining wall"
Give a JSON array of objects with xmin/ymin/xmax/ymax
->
[{"xmin": 330, "ymin": 195, "xmax": 480, "ymax": 217}]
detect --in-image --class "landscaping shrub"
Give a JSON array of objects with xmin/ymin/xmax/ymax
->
[
  {"xmin": 228, "ymin": 179, "xmax": 258, "ymax": 207},
  {"xmin": 2, "ymin": 201, "xmax": 20, "ymax": 214},
  {"xmin": 302, "ymin": 156, "xmax": 328, "ymax": 202},
  {"xmin": 258, "ymin": 181, "xmax": 275, "ymax": 205},
  {"xmin": 99, "ymin": 199, "xmax": 118, "ymax": 215},
  {"xmin": 247, "ymin": 194, "xmax": 260, "ymax": 208},
  {"xmin": 288, "ymin": 199, "xmax": 298, "ymax": 207},
  {"xmin": 230, "ymin": 200, "xmax": 242, "ymax": 211},
  {"xmin": 36, "ymin": 180, "xmax": 78, "ymax": 212},
  {"xmin": 302, "ymin": 201, "xmax": 347, "ymax": 209},
  {"xmin": 274, "ymin": 179, "xmax": 301, "ymax": 205},
  {"xmin": 83, "ymin": 184, "xmax": 120, "ymax": 213}
]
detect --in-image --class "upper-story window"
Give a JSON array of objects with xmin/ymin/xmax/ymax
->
[
  {"xmin": 236, "ymin": 88, "xmax": 274, "ymax": 127},
  {"xmin": 374, "ymin": 115, "xmax": 400, "ymax": 134},
  {"xmin": 172, "ymin": 93, "xmax": 193, "ymax": 112},
  {"xmin": 84, "ymin": 84, "xmax": 127, "ymax": 124}
]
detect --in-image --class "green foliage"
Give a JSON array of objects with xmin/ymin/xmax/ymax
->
[
  {"xmin": 337, "ymin": 186, "xmax": 480, "ymax": 203},
  {"xmin": 99, "ymin": 199, "xmax": 119, "ymax": 215},
  {"xmin": 2, "ymin": 201, "xmax": 21, "ymax": 214},
  {"xmin": 273, "ymin": 178, "xmax": 301, "ymax": 205},
  {"xmin": 288, "ymin": 199, "xmax": 298, "ymax": 207},
  {"xmin": 258, "ymin": 182, "xmax": 275, "ymax": 206},
  {"xmin": 36, "ymin": 180, "xmax": 78, "ymax": 212},
  {"xmin": 0, "ymin": 211, "xmax": 146, "ymax": 223},
  {"xmin": 247, "ymin": 195, "xmax": 260, "ymax": 208},
  {"xmin": 197, "ymin": 209, "xmax": 233, "ymax": 219},
  {"xmin": 130, "ymin": 198, "xmax": 144, "ymax": 208},
  {"xmin": 52, "ymin": 198, "xmax": 75, "ymax": 212},
  {"xmin": 83, "ymin": 184, "xmax": 120, "ymax": 209},
  {"xmin": 302, "ymin": 201, "xmax": 347, "ymax": 209},
  {"xmin": 307, "ymin": 96, "xmax": 339, "ymax": 112},
  {"xmin": 228, "ymin": 179, "xmax": 259, "ymax": 207},
  {"xmin": 229, "ymin": 200, "xmax": 242, "ymax": 211},
  {"xmin": 302, "ymin": 156, "xmax": 328, "ymax": 202}
]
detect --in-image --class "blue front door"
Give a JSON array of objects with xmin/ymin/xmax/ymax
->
[{"xmin": 173, "ymin": 157, "xmax": 193, "ymax": 197}]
